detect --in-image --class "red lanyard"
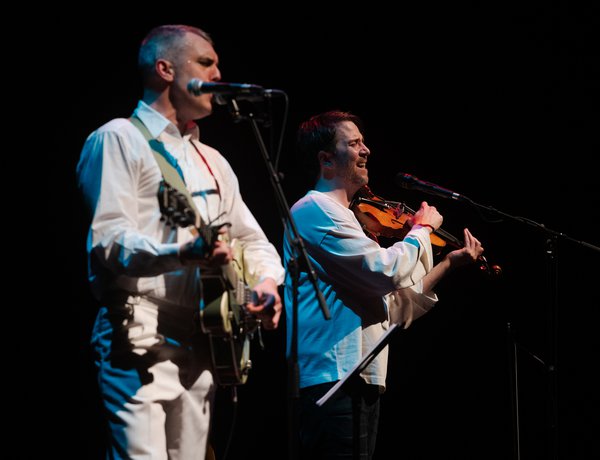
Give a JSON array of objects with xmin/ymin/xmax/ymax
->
[{"xmin": 189, "ymin": 140, "xmax": 221, "ymax": 198}]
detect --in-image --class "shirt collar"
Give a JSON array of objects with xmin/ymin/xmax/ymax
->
[{"xmin": 132, "ymin": 101, "xmax": 200, "ymax": 142}]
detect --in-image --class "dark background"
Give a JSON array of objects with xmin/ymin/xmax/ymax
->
[{"xmin": 41, "ymin": 4, "xmax": 599, "ymax": 459}]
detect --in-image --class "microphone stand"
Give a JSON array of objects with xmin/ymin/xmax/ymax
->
[
  {"xmin": 434, "ymin": 193, "xmax": 598, "ymax": 460},
  {"xmin": 224, "ymin": 95, "xmax": 330, "ymax": 460}
]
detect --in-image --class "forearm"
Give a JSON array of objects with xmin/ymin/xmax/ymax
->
[
  {"xmin": 228, "ymin": 196, "xmax": 285, "ymax": 286},
  {"xmin": 421, "ymin": 255, "xmax": 452, "ymax": 293},
  {"xmin": 91, "ymin": 226, "xmax": 183, "ymax": 276}
]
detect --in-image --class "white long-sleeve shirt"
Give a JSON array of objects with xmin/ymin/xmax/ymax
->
[
  {"xmin": 283, "ymin": 191, "xmax": 438, "ymax": 389},
  {"xmin": 77, "ymin": 101, "xmax": 284, "ymax": 308}
]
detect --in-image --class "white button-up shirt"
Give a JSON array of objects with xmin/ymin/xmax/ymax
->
[{"xmin": 77, "ymin": 101, "xmax": 284, "ymax": 308}]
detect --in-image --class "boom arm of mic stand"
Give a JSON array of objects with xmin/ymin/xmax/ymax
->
[{"xmin": 469, "ymin": 201, "xmax": 600, "ymax": 252}]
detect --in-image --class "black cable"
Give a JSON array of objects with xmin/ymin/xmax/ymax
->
[{"xmin": 221, "ymin": 386, "xmax": 238, "ymax": 460}]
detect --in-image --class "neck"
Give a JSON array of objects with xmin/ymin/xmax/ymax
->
[
  {"xmin": 314, "ymin": 178, "xmax": 360, "ymax": 208},
  {"xmin": 142, "ymin": 90, "xmax": 189, "ymax": 134}
]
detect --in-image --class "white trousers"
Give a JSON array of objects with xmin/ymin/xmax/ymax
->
[{"xmin": 92, "ymin": 295, "xmax": 215, "ymax": 459}]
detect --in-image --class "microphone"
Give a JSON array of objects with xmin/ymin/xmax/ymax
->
[
  {"xmin": 395, "ymin": 172, "xmax": 467, "ymax": 201},
  {"xmin": 187, "ymin": 79, "xmax": 268, "ymax": 105}
]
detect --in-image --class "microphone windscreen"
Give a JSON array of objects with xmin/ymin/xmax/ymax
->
[{"xmin": 395, "ymin": 172, "xmax": 414, "ymax": 189}]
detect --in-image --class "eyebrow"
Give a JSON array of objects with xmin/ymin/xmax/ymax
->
[{"xmin": 194, "ymin": 54, "xmax": 218, "ymax": 67}]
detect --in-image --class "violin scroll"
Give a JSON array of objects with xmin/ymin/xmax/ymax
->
[{"xmin": 478, "ymin": 256, "xmax": 503, "ymax": 278}]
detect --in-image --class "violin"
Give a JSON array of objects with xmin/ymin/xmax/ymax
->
[{"xmin": 350, "ymin": 185, "xmax": 502, "ymax": 277}]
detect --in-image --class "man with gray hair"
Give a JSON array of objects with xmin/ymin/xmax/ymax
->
[{"xmin": 77, "ymin": 24, "xmax": 284, "ymax": 459}]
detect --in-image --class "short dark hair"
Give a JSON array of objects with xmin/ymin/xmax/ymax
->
[
  {"xmin": 138, "ymin": 24, "xmax": 213, "ymax": 84},
  {"xmin": 296, "ymin": 110, "xmax": 364, "ymax": 181}
]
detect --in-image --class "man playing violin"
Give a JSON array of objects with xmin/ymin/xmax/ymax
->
[{"xmin": 283, "ymin": 110, "xmax": 484, "ymax": 459}]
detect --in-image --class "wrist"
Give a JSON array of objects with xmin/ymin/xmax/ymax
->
[
  {"xmin": 179, "ymin": 238, "xmax": 208, "ymax": 264},
  {"xmin": 415, "ymin": 223, "xmax": 435, "ymax": 234}
]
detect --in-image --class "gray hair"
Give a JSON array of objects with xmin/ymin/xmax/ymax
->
[{"xmin": 138, "ymin": 24, "xmax": 213, "ymax": 84}]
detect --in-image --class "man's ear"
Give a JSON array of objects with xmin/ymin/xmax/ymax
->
[{"xmin": 156, "ymin": 59, "xmax": 175, "ymax": 82}]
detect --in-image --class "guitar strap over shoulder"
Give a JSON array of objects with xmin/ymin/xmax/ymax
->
[
  {"xmin": 129, "ymin": 117, "xmax": 256, "ymax": 386},
  {"xmin": 129, "ymin": 115, "xmax": 205, "ymax": 230}
]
